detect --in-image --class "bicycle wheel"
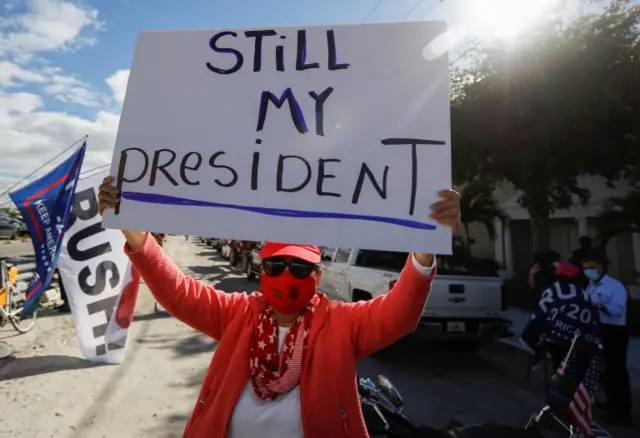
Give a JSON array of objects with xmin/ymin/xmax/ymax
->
[{"xmin": 10, "ymin": 309, "xmax": 37, "ymax": 334}]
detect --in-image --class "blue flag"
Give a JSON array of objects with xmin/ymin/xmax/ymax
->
[{"xmin": 10, "ymin": 143, "xmax": 86, "ymax": 316}]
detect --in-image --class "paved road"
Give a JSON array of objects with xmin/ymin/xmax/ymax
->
[{"xmin": 0, "ymin": 236, "xmax": 637, "ymax": 438}]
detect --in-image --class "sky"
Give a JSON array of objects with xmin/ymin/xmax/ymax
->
[{"xmin": 0, "ymin": 0, "xmax": 589, "ymax": 207}]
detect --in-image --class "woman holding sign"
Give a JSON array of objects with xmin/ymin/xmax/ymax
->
[{"xmin": 98, "ymin": 176, "xmax": 460, "ymax": 438}]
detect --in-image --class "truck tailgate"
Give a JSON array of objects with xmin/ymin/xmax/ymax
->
[{"xmin": 422, "ymin": 276, "xmax": 503, "ymax": 318}]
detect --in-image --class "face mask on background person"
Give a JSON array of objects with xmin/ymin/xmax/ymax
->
[{"xmin": 584, "ymin": 268, "xmax": 600, "ymax": 281}]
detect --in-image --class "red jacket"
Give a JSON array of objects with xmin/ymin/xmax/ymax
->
[{"xmin": 126, "ymin": 234, "xmax": 435, "ymax": 438}]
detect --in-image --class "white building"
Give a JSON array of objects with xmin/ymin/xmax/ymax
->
[{"xmin": 466, "ymin": 176, "xmax": 639, "ymax": 293}]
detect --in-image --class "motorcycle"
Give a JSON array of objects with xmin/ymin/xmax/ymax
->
[{"xmin": 359, "ymin": 375, "xmax": 544, "ymax": 438}]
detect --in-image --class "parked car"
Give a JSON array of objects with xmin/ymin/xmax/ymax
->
[
  {"xmin": 317, "ymin": 247, "xmax": 511, "ymax": 349},
  {"xmin": 17, "ymin": 220, "xmax": 28, "ymax": 236},
  {"xmin": 0, "ymin": 215, "xmax": 20, "ymax": 239},
  {"xmin": 245, "ymin": 242, "xmax": 265, "ymax": 280},
  {"xmin": 227, "ymin": 240, "xmax": 256, "ymax": 267}
]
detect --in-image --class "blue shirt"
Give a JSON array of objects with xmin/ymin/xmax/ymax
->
[{"xmin": 587, "ymin": 274, "xmax": 627, "ymax": 326}]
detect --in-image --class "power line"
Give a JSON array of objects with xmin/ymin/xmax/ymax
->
[
  {"xmin": 400, "ymin": 0, "xmax": 462, "ymax": 67},
  {"xmin": 80, "ymin": 163, "xmax": 109, "ymax": 177},
  {"xmin": 362, "ymin": 0, "xmax": 385, "ymax": 23},
  {"xmin": 0, "ymin": 162, "xmax": 110, "ymax": 210},
  {"xmin": 402, "ymin": 0, "xmax": 425, "ymax": 20},
  {"xmin": 403, "ymin": 0, "xmax": 443, "ymax": 21},
  {"xmin": 0, "ymin": 135, "xmax": 88, "ymax": 199},
  {"xmin": 420, "ymin": 0, "xmax": 444, "ymax": 20},
  {"xmin": 79, "ymin": 164, "xmax": 110, "ymax": 181}
]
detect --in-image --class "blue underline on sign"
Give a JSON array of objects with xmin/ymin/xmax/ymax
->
[{"xmin": 120, "ymin": 192, "xmax": 437, "ymax": 231}]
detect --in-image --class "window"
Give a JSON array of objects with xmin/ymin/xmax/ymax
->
[
  {"xmin": 354, "ymin": 250, "xmax": 409, "ymax": 272},
  {"xmin": 334, "ymin": 248, "xmax": 351, "ymax": 264},
  {"xmin": 320, "ymin": 247, "xmax": 336, "ymax": 262}
]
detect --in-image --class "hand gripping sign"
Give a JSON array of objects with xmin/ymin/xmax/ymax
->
[{"xmin": 103, "ymin": 22, "xmax": 452, "ymax": 254}]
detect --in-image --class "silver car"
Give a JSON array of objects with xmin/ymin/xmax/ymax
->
[{"xmin": 0, "ymin": 215, "xmax": 20, "ymax": 239}]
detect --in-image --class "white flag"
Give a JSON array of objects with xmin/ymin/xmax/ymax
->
[{"xmin": 57, "ymin": 171, "xmax": 140, "ymax": 364}]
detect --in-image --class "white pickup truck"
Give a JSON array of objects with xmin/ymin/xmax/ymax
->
[{"xmin": 317, "ymin": 247, "xmax": 511, "ymax": 345}]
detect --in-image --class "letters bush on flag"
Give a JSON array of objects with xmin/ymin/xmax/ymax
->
[
  {"xmin": 57, "ymin": 171, "xmax": 141, "ymax": 365},
  {"xmin": 9, "ymin": 143, "xmax": 87, "ymax": 316}
]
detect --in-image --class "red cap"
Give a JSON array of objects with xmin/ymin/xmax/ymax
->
[
  {"xmin": 259, "ymin": 242, "xmax": 321, "ymax": 264},
  {"xmin": 556, "ymin": 262, "xmax": 579, "ymax": 279}
]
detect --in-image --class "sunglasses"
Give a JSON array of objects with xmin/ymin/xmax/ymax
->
[{"xmin": 262, "ymin": 257, "xmax": 317, "ymax": 279}]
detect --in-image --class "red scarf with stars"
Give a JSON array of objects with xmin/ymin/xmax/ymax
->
[{"xmin": 250, "ymin": 294, "xmax": 319, "ymax": 401}]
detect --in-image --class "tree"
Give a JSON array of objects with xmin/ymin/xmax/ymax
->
[
  {"xmin": 596, "ymin": 188, "xmax": 640, "ymax": 247},
  {"xmin": 451, "ymin": 0, "xmax": 640, "ymax": 253},
  {"xmin": 459, "ymin": 180, "xmax": 508, "ymax": 256}
]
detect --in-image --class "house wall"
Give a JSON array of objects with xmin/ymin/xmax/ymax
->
[
  {"xmin": 511, "ymin": 220, "xmax": 532, "ymax": 278},
  {"xmin": 467, "ymin": 222, "xmax": 495, "ymax": 259},
  {"xmin": 461, "ymin": 176, "xmax": 638, "ymax": 287},
  {"xmin": 607, "ymin": 232, "xmax": 636, "ymax": 285}
]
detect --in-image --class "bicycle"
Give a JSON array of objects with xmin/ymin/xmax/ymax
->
[{"xmin": 0, "ymin": 259, "xmax": 37, "ymax": 333}]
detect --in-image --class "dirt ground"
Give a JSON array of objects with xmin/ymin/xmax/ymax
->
[
  {"xmin": 0, "ymin": 240, "xmax": 219, "ymax": 438},
  {"xmin": 1, "ymin": 236, "xmax": 638, "ymax": 438}
]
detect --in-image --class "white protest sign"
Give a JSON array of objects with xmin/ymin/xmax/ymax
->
[
  {"xmin": 58, "ymin": 172, "xmax": 139, "ymax": 365},
  {"xmin": 104, "ymin": 21, "xmax": 452, "ymax": 254}
]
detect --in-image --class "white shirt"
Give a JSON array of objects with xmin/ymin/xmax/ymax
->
[
  {"xmin": 228, "ymin": 254, "xmax": 435, "ymax": 437},
  {"xmin": 586, "ymin": 274, "xmax": 627, "ymax": 326},
  {"xmin": 228, "ymin": 326, "xmax": 304, "ymax": 438}
]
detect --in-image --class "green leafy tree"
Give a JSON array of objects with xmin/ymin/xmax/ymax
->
[
  {"xmin": 459, "ymin": 180, "xmax": 508, "ymax": 256},
  {"xmin": 451, "ymin": 0, "xmax": 640, "ymax": 253}
]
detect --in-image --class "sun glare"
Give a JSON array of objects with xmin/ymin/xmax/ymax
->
[{"xmin": 472, "ymin": 0, "xmax": 558, "ymax": 39}]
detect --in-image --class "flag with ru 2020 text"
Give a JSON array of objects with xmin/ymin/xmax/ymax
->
[{"xmin": 10, "ymin": 143, "xmax": 86, "ymax": 316}]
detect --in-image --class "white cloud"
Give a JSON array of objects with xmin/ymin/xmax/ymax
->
[
  {"xmin": 0, "ymin": 0, "xmax": 104, "ymax": 58},
  {"xmin": 0, "ymin": 59, "xmax": 47, "ymax": 86},
  {"xmin": 106, "ymin": 69, "xmax": 130, "ymax": 105},
  {"xmin": 0, "ymin": 1, "xmax": 127, "ymax": 206}
]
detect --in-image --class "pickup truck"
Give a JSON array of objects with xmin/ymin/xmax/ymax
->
[{"xmin": 317, "ymin": 247, "xmax": 511, "ymax": 346}]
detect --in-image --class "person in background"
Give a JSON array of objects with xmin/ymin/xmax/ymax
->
[
  {"xmin": 521, "ymin": 262, "xmax": 600, "ymax": 371},
  {"xmin": 528, "ymin": 249, "xmax": 561, "ymax": 293},
  {"xmin": 570, "ymin": 236, "xmax": 594, "ymax": 268},
  {"xmin": 97, "ymin": 176, "xmax": 461, "ymax": 438},
  {"xmin": 582, "ymin": 254, "xmax": 632, "ymax": 427}
]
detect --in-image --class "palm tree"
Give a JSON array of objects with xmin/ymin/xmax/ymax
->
[{"xmin": 460, "ymin": 180, "xmax": 508, "ymax": 256}]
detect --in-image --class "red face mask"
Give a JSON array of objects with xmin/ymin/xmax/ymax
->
[{"xmin": 260, "ymin": 270, "xmax": 316, "ymax": 315}]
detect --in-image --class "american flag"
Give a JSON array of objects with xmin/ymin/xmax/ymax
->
[{"xmin": 554, "ymin": 337, "xmax": 602, "ymax": 438}]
